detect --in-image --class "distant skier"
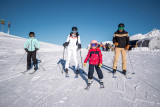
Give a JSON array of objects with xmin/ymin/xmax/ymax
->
[
  {"xmin": 63, "ymin": 27, "xmax": 81, "ymax": 76},
  {"xmin": 84, "ymin": 40, "xmax": 104, "ymax": 89},
  {"xmin": 113, "ymin": 23, "xmax": 130, "ymax": 75},
  {"xmin": 24, "ymin": 32, "xmax": 40, "ymax": 71}
]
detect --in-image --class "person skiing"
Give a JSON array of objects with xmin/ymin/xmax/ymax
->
[
  {"xmin": 63, "ymin": 27, "xmax": 81, "ymax": 76},
  {"xmin": 24, "ymin": 32, "xmax": 40, "ymax": 71},
  {"xmin": 84, "ymin": 40, "xmax": 104, "ymax": 89},
  {"xmin": 113, "ymin": 23, "xmax": 130, "ymax": 75}
]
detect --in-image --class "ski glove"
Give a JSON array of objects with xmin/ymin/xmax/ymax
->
[
  {"xmin": 25, "ymin": 48, "xmax": 28, "ymax": 52},
  {"xmin": 125, "ymin": 45, "xmax": 130, "ymax": 50},
  {"xmin": 35, "ymin": 48, "xmax": 39, "ymax": 51},
  {"xmin": 114, "ymin": 42, "xmax": 118, "ymax": 46},
  {"xmin": 84, "ymin": 63, "xmax": 86, "ymax": 67},
  {"xmin": 98, "ymin": 63, "xmax": 102, "ymax": 68},
  {"xmin": 78, "ymin": 44, "xmax": 81, "ymax": 49},
  {"xmin": 63, "ymin": 42, "xmax": 69, "ymax": 47}
]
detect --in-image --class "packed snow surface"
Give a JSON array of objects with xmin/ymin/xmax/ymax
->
[{"xmin": 0, "ymin": 32, "xmax": 160, "ymax": 107}]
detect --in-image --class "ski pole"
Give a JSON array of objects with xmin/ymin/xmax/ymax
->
[
  {"xmin": 37, "ymin": 53, "xmax": 45, "ymax": 71},
  {"xmin": 128, "ymin": 51, "xmax": 135, "ymax": 74},
  {"xmin": 13, "ymin": 52, "xmax": 27, "ymax": 71},
  {"xmin": 80, "ymin": 49, "xmax": 84, "ymax": 74}
]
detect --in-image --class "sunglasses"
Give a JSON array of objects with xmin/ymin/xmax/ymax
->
[{"xmin": 118, "ymin": 27, "xmax": 124, "ymax": 30}]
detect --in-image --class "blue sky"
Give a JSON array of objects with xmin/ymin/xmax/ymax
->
[{"xmin": 0, "ymin": 0, "xmax": 160, "ymax": 48}]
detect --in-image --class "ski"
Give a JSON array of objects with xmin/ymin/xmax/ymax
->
[
  {"xmin": 75, "ymin": 74, "xmax": 78, "ymax": 78},
  {"xmin": 100, "ymin": 82, "xmax": 105, "ymax": 88},
  {"xmin": 85, "ymin": 81, "xmax": 93, "ymax": 90},
  {"xmin": 29, "ymin": 69, "xmax": 38, "ymax": 75},
  {"xmin": 21, "ymin": 69, "xmax": 30, "ymax": 74},
  {"xmin": 112, "ymin": 74, "xmax": 117, "ymax": 78},
  {"xmin": 65, "ymin": 73, "xmax": 69, "ymax": 78},
  {"xmin": 85, "ymin": 83, "xmax": 91, "ymax": 90},
  {"xmin": 124, "ymin": 74, "xmax": 131, "ymax": 79}
]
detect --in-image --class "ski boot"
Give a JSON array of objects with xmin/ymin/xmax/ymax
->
[
  {"xmin": 65, "ymin": 68, "xmax": 69, "ymax": 77},
  {"xmin": 122, "ymin": 70, "xmax": 126, "ymax": 75},
  {"xmin": 113, "ymin": 69, "xmax": 116, "ymax": 74},
  {"xmin": 76, "ymin": 70, "xmax": 79, "ymax": 75},
  {"xmin": 27, "ymin": 65, "xmax": 31, "ymax": 70},
  {"xmin": 85, "ymin": 79, "xmax": 93, "ymax": 90},
  {"xmin": 100, "ymin": 79, "xmax": 104, "ymax": 88},
  {"xmin": 112, "ymin": 69, "xmax": 117, "ymax": 78},
  {"xmin": 34, "ymin": 64, "xmax": 38, "ymax": 71}
]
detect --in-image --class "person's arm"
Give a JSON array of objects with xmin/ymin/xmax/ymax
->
[
  {"xmin": 125, "ymin": 33, "xmax": 130, "ymax": 50},
  {"xmin": 77, "ymin": 36, "xmax": 81, "ymax": 49},
  {"xmin": 113, "ymin": 34, "xmax": 118, "ymax": 46},
  {"xmin": 35, "ymin": 39, "xmax": 40, "ymax": 49},
  {"xmin": 126, "ymin": 33, "xmax": 130, "ymax": 45},
  {"xmin": 84, "ymin": 50, "xmax": 90, "ymax": 63},
  {"xmin": 113, "ymin": 34, "xmax": 117, "ymax": 44},
  {"xmin": 99, "ymin": 50, "xmax": 102, "ymax": 64},
  {"xmin": 24, "ymin": 40, "xmax": 29, "ymax": 49}
]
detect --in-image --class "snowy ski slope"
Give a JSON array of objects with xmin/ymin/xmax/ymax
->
[{"xmin": 0, "ymin": 32, "xmax": 160, "ymax": 107}]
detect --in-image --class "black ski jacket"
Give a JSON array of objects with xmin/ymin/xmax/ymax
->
[{"xmin": 113, "ymin": 30, "xmax": 130, "ymax": 48}]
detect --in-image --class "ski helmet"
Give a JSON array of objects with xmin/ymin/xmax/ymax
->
[
  {"xmin": 118, "ymin": 23, "xmax": 125, "ymax": 28},
  {"xmin": 29, "ymin": 32, "xmax": 35, "ymax": 37},
  {"xmin": 72, "ymin": 27, "xmax": 78, "ymax": 32},
  {"xmin": 91, "ymin": 40, "xmax": 98, "ymax": 44}
]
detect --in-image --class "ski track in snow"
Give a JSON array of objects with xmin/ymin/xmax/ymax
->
[{"xmin": 0, "ymin": 33, "xmax": 160, "ymax": 107}]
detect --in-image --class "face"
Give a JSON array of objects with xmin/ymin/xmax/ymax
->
[
  {"xmin": 118, "ymin": 27, "xmax": 124, "ymax": 32},
  {"xmin": 29, "ymin": 34, "xmax": 35, "ymax": 37},
  {"xmin": 73, "ymin": 33, "xmax": 76, "ymax": 35},
  {"xmin": 91, "ymin": 43, "xmax": 97, "ymax": 49}
]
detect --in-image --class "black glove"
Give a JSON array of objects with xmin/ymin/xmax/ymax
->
[
  {"xmin": 35, "ymin": 48, "xmax": 39, "ymax": 51},
  {"xmin": 78, "ymin": 44, "xmax": 81, "ymax": 49},
  {"xmin": 25, "ymin": 48, "xmax": 28, "ymax": 52},
  {"xmin": 63, "ymin": 42, "xmax": 69, "ymax": 47}
]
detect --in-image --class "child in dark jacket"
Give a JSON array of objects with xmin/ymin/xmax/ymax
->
[{"xmin": 84, "ymin": 40, "xmax": 104, "ymax": 88}]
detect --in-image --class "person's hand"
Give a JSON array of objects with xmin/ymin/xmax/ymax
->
[
  {"xmin": 63, "ymin": 42, "xmax": 69, "ymax": 47},
  {"xmin": 114, "ymin": 42, "xmax": 118, "ymax": 46},
  {"xmin": 125, "ymin": 45, "xmax": 130, "ymax": 50},
  {"xmin": 35, "ymin": 48, "xmax": 39, "ymax": 51},
  {"xmin": 25, "ymin": 48, "xmax": 28, "ymax": 52},
  {"xmin": 84, "ymin": 63, "xmax": 86, "ymax": 67},
  {"xmin": 78, "ymin": 44, "xmax": 81, "ymax": 50},
  {"xmin": 98, "ymin": 63, "xmax": 102, "ymax": 68}
]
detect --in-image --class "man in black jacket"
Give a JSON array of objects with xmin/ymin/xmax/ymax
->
[{"xmin": 113, "ymin": 23, "xmax": 130, "ymax": 75}]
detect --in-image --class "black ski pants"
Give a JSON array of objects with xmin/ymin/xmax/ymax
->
[
  {"xmin": 88, "ymin": 64, "xmax": 103, "ymax": 79},
  {"xmin": 27, "ymin": 51, "xmax": 37, "ymax": 67}
]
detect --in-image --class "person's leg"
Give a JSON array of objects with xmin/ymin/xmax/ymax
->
[
  {"xmin": 73, "ymin": 49, "xmax": 79, "ymax": 70},
  {"xmin": 27, "ymin": 51, "xmax": 32, "ymax": 68},
  {"xmin": 95, "ymin": 65, "xmax": 103, "ymax": 80},
  {"xmin": 121, "ymin": 48, "xmax": 127, "ymax": 70},
  {"xmin": 32, "ymin": 51, "xmax": 37, "ymax": 65},
  {"xmin": 113, "ymin": 48, "xmax": 121, "ymax": 70},
  {"xmin": 88, "ymin": 64, "xmax": 94, "ymax": 81},
  {"xmin": 65, "ymin": 49, "xmax": 72, "ymax": 70}
]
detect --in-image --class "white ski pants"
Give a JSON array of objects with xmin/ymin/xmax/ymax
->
[{"xmin": 65, "ymin": 49, "xmax": 79, "ymax": 70}]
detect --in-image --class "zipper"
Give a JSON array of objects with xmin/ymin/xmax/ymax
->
[{"xmin": 31, "ymin": 39, "xmax": 32, "ymax": 51}]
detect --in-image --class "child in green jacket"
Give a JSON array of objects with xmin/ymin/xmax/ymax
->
[{"xmin": 24, "ymin": 32, "xmax": 40, "ymax": 70}]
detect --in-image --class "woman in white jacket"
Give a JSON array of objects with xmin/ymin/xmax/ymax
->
[{"xmin": 63, "ymin": 27, "xmax": 81, "ymax": 75}]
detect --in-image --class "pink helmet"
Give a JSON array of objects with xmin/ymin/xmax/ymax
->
[
  {"xmin": 90, "ymin": 40, "xmax": 98, "ymax": 47},
  {"xmin": 91, "ymin": 40, "xmax": 98, "ymax": 44}
]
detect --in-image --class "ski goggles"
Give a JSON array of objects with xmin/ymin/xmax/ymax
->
[
  {"xmin": 118, "ymin": 27, "xmax": 124, "ymax": 30},
  {"xmin": 91, "ymin": 43, "xmax": 98, "ymax": 47},
  {"xmin": 72, "ymin": 31, "xmax": 78, "ymax": 33}
]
